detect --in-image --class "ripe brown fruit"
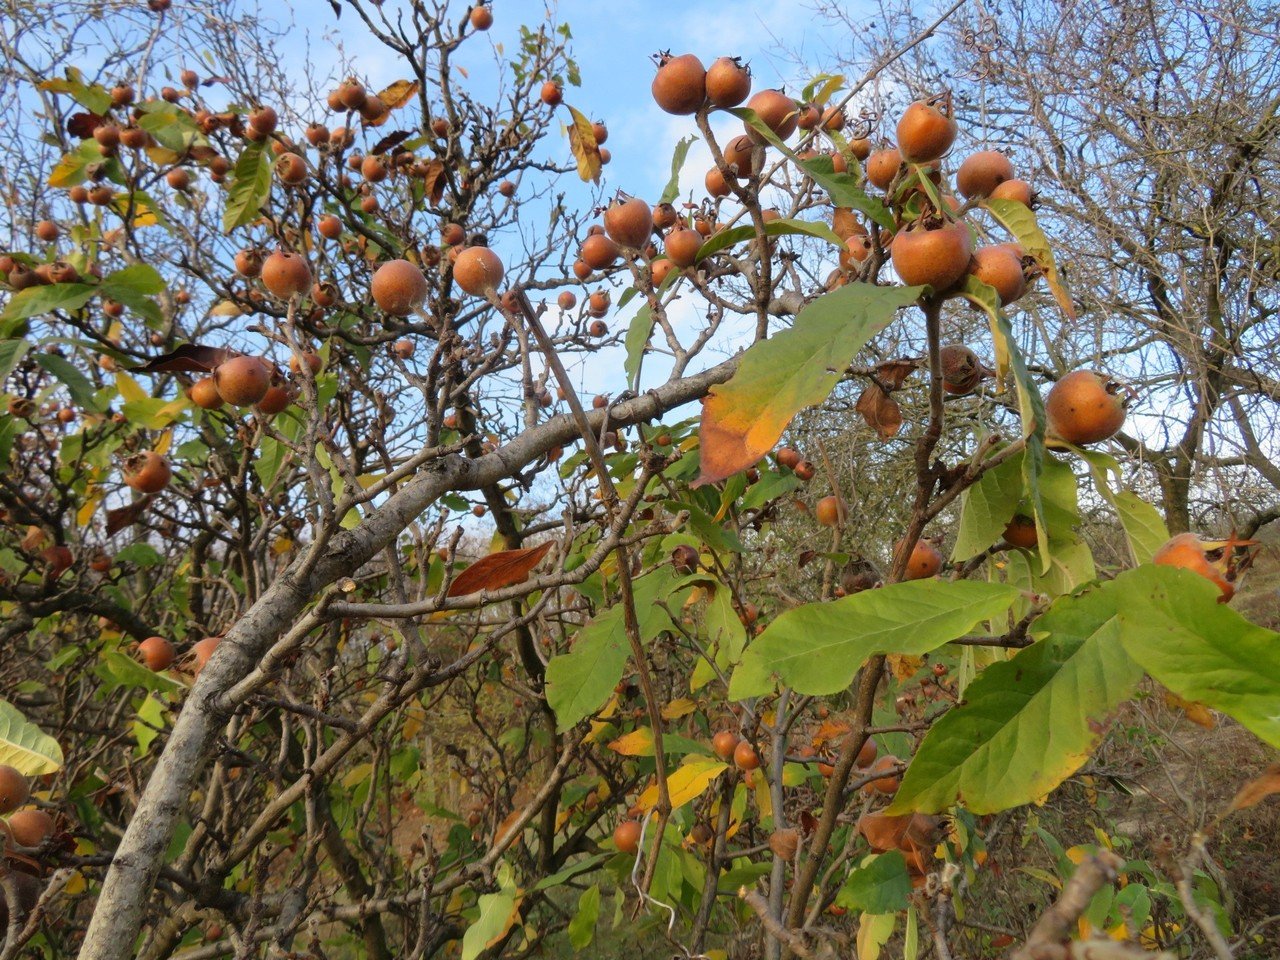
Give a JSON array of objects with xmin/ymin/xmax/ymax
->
[
  {"xmin": 775, "ymin": 447, "xmax": 801, "ymax": 470},
  {"xmin": 650, "ymin": 258, "xmax": 676, "ymax": 286},
  {"xmin": 1003, "ymin": 514, "xmax": 1039, "ymax": 549},
  {"xmin": 744, "ymin": 88, "xmax": 797, "ymax": 141},
  {"xmin": 733, "ymin": 740, "xmax": 761, "ymax": 771},
  {"xmin": 277, "ymin": 152, "xmax": 308, "ymax": 185},
  {"xmin": 8, "ymin": 808, "xmax": 55, "ymax": 847},
  {"xmin": 891, "ymin": 220, "xmax": 973, "ymax": 293},
  {"xmin": 614, "ymin": 819, "xmax": 642, "ymax": 854},
  {"xmin": 899, "ymin": 537, "xmax": 943, "ymax": 580},
  {"xmin": 468, "ymin": 4, "xmax": 493, "ymax": 30},
  {"xmin": 652, "ymin": 53, "xmax": 706, "ymax": 115},
  {"xmin": 580, "ymin": 233, "xmax": 620, "ymax": 271},
  {"xmin": 138, "ymin": 636, "xmax": 175, "ymax": 671},
  {"xmin": 957, "ymin": 150, "xmax": 1016, "ymax": 199},
  {"xmin": 969, "ymin": 245, "xmax": 1027, "ymax": 306},
  {"xmin": 372, "ymin": 259, "xmax": 429, "ymax": 315},
  {"xmin": 839, "ymin": 235, "xmax": 872, "ymax": 270},
  {"xmin": 858, "ymin": 811, "xmax": 912, "ymax": 852},
  {"xmin": 235, "ymin": 249, "xmax": 262, "ymax": 278},
  {"xmin": 289, "ymin": 352, "xmax": 323, "ymax": 376},
  {"xmin": 664, "ymin": 226, "xmax": 702, "ymax": 268},
  {"xmin": 453, "ymin": 246, "xmax": 504, "ymax": 296},
  {"xmin": 123, "ymin": 451, "xmax": 172, "ymax": 494},
  {"xmin": 1044, "ymin": 370, "xmax": 1128, "ymax": 446},
  {"xmin": 441, "ymin": 222, "xmax": 465, "ymax": 247},
  {"xmin": 392, "ymin": 339, "xmax": 415, "ymax": 360},
  {"xmin": 41, "ymin": 544, "xmax": 74, "ymax": 574},
  {"xmin": 712, "ymin": 730, "xmax": 740, "ymax": 761},
  {"xmin": 190, "ymin": 636, "xmax": 222, "ymax": 675},
  {"xmin": 0, "ymin": 765, "xmax": 29, "ymax": 815},
  {"xmin": 540, "ymin": 81, "xmax": 562, "ymax": 106},
  {"xmin": 318, "ymin": 215, "xmax": 342, "ymax": 240},
  {"xmin": 940, "ymin": 343, "xmax": 989, "ymax": 394},
  {"xmin": 721, "ymin": 134, "xmax": 760, "ymax": 178},
  {"xmin": 866, "ymin": 755, "xmax": 902, "ymax": 795},
  {"xmin": 35, "ymin": 220, "xmax": 58, "ymax": 243},
  {"xmin": 991, "ymin": 178, "xmax": 1034, "ymax": 206},
  {"xmin": 793, "ymin": 459, "xmax": 816, "ymax": 481},
  {"xmin": 704, "ymin": 166, "xmax": 730, "ymax": 198},
  {"xmin": 815, "ymin": 495, "xmax": 846, "ymax": 528},
  {"xmin": 188, "ymin": 376, "xmax": 225, "ymax": 410},
  {"xmin": 866, "ymin": 147, "xmax": 904, "ymax": 190},
  {"xmin": 214, "ymin": 356, "xmax": 273, "ymax": 407},
  {"xmin": 261, "ymin": 251, "xmax": 312, "ymax": 298},
  {"xmin": 671, "ymin": 544, "xmax": 699, "ymax": 575},
  {"xmin": 651, "ymin": 202, "xmax": 678, "ymax": 230},
  {"xmin": 1153, "ymin": 532, "xmax": 1254, "ymax": 603},
  {"xmin": 572, "ymin": 259, "xmax": 591, "ymax": 280},
  {"xmin": 591, "ymin": 121, "xmax": 608, "ymax": 144},
  {"xmin": 498, "ymin": 180, "xmax": 516, "ymax": 198},
  {"xmin": 255, "ymin": 384, "xmax": 292, "ymax": 416},
  {"xmin": 603, "ymin": 195, "xmax": 652, "ymax": 248},
  {"xmin": 769, "ymin": 828, "xmax": 800, "ymax": 860},
  {"xmin": 857, "ymin": 737, "xmax": 878, "ymax": 767},
  {"xmin": 361, "ymin": 154, "xmax": 388, "ymax": 183},
  {"xmin": 706, "ymin": 56, "xmax": 751, "ymax": 108},
  {"xmin": 556, "ymin": 291, "xmax": 577, "ymax": 310},
  {"xmin": 896, "ymin": 96, "xmax": 957, "ymax": 163}
]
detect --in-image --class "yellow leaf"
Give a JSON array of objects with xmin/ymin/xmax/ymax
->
[
  {"xmin": 857, "ymin": 913, "xmax": 896, "ymax": 960},
  {"xmin": 1164, "ymin": 690, "xmax": 1214, "ymax": 729},
  {"xmin": 77, "ymin": 489, "xmax": 101, "ymax": 526},
  {"xmin": 377, "ymin": 79, "xmax": 420, "ymax": 111},
  {"xmin": 608, "ymin": 727, "xmax": 654, "ymax": 757},
  {"xmin": 342, "ymin": 762, "xmax": 373, "ymax": 788},
  {"xmin": 64, "ymin": 871, "xmax": 87, "ymax": 895},
  {"xmin": 661, "ymin": 698, "xmax": 696, "ymax": 720},
  {"xmin": 154, "ymin": 428, "xmax": 173, "ymax": 456},
  {"xmin": 209, "ymin": 300, "xmax": 242, "ymax": 316},
  {"xmin": 565, "ymin": 104, "xmax": 601, "ymax": 184},
  {"xmin": 752, "ymin": 768, "xmax": 771, "ymax": 819},
  {"xmin": 145, "ymin": 145, "xmax": 180, "ymax": 166},
  {"xmin": 115, "ymin": 371, "xmax": 148, "ymax": 404},
  {"xmin": 886, "ymin": 654, "xmax": 923, "ymax": 682},
  {"xmin": 271, "ymin": 537, "xmax": 293, "ymax": 555},
  {"xmin": 636, "ymin": 755, "xmax": 728, "ymax": 813}
]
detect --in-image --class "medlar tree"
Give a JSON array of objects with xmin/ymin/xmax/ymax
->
[{"xmin": 1, "ymin": 2, "xmax": 1277, "ymax": 960}]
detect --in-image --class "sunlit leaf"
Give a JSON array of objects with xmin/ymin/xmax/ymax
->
[
  {"xmin": 0, "ymin": 699, "xmax": 64, "ymax": 775},
  {"xmin": 565, "ymin": 104, "xmax": 601, "ymax": 183}
]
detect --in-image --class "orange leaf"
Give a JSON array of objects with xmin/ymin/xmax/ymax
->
[
  {"xmin": 447, "ymin": 541, "xmax": 553, "ymax": 597},
  {"xmin": 1163, "ymin": 690, "xmax": 1214, "ymax": 729},
  {"xmin": 377, "ymin": 79, "xmax": 420, "ymax": 111},
  {"xmin": 1224, "ymin": 762, "xmax": 1280, "ymax": 815}
]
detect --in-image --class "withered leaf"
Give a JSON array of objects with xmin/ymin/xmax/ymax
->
[
  {"xmin": 855, "ymin": 383, "xmax": 903, "ymax": 440},
  {"xmin": 67, "ymin": 112, "xmax": 105, "ymax": 138},
  {"xmin": 377, "ymin": 80, "xmax": 420, "ymax": 111},
  {"xmin": 106, "ymin": 497, "xmax": 150, "ymax": 535},
  {"xmin": 565, "ymin": 104, "xmax": 601, "ymax": 184},
  {"xmin": 447, "ymin": 541, "xmax": 554, "ymax": 597},
  {"xmin": 1223, "ymin": 762, "xmax": 1280, "ymax": 815},
  {"xmin": 134, "ymin": 344, "xmax": 236, "ymax": 374},
  {"xmin": 874, "ymin": 358, "xmax": 920, "ymax": 390},
  {"xmin": 370, "ymin": 130, "xmax": 412, "ymax": 156},
  {"xmin": 421, "ymin": 160, "xmax": 446, "ymax": 207}
]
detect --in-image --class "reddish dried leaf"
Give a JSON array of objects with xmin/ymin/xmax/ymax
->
[
  {"xmin": 447, "ymin": 541, "xmax": 554, "ymax": 597},
  {"xmin": 135, "ymin": 344, "xmax": 236, "ymax": 374},
  {"xmin": 855, "ymin": 383, "xmax": 903, "ymax": 439},
  {"xmin": 377, "ymin": 80, "xmax": 420, "ymax": 111},
  {"xmin": 370, "ymin": 130, "xmax": 412, "ymax": 156},
  {"xmin": 67, "ymin": 112, "xmax": 105, "ymax": 138},
  {"xmin": 106, "ymin": 497, "xmax": 150, "ymax": 535},
  {"xmin": 1224, "ymin": 762, "xmax": 1280, "ymax": 815}
]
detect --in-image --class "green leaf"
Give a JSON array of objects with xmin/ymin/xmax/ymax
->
[
  {"xmin": 35, "ymin": 352, "xmax": 107, "ymax": 413},
  {"xmin": 696, "ymin": 217, "xmax": 847, "ymax": 261},
  {"xmin": 545, "ymin": 568, "xmax": 685, "ymax": 730},
  {"xmin": 0, "ymin": 282, "xmax": 95, "ymax": 324},
  {"xmin": 1114, "ymin": 565, "xmax": 1280, "ymax": 748},
  {"xmin": 888, "ymin": 579, "xmax": 1144, "ymax": 815},
  {"xmin": 527, "ymin": 853, "xmax": 610, "ymax": 893},
  {"xmin": 1111, "ymin": 492, "xmax": 1169, "ymax": 565},
  {"xmin": 981, "ymin": 198, "xmax": 1075, "ymax": 320},
  {"xmin": 697, "ymin": 283, "xmax": 921, "ymax": 485},
  {"xmin": 255, "ymin": 435, "xmax": 289, "ymax": 490},
  {"xmin": 728, "ymin": 108, "xmax": 894, "ymax": 229},
  {"xmin": 0, "ymin": 339, "xmax": 30, "ymax": 384},
  {"xmin": 132, "ymin": 693, "xmax": 166, "ymax": 756},
  {"xmin": 660, "ymin": 135, "xmax": 697, "ymax": 204},
  {"xmin": 114, "ymin": 543, "xmax": 163, "ymax": 567},
  {"xmin": 38, "ymin": 67, "xmax": 113, "ymax": 114},
  {"xmin": 47, "ymin": 139, "xmax": 102, "ymax": 188},
  {"xmin": 952, "ymin": 450, "xmax": 1025, "ymax": 561},
  {"xmin": 0, "ymin": 699, "xmax": 63, "ymax": 775},
  {"xmin": 567, "ymin": 884, "xmax": 600, "ymax": 950},
  {"xmin": 623, "ymin": 304, "xmax": 653, "ymax": 391},
  {"xmin": 100, "ymin": 263, "xmax": 165, "ymax": 298},
  {"xmin": 97, "ymin": 651, "xmax": 184, "ymax": 694},
  {"xmin": 838, "ymin": 852, "xmax": 913, "ymax": 914},
  {"xmin": 461, "ymin": 890, "xmax": 518, "ymax": 960},
  {"xmin": 741, "ymin": 468, "xmax": 801, "ymax": 510},
  {"xmin": 222, "ymin": 141, "xmax": 273, "ymax": 232},
  {"xmin": 137, "ymin": 102, "xmax": 204, "ymax": 153},
  {"xmin": 729, "ymin": 581, "xmax": 1020, "ymax": 699}
]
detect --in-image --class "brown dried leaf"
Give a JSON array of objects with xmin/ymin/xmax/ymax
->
[
  {"xmin": 134, "ymin": 344, "xmax": 236, "ymax": 374},
  {"xmin": 377, "ymin": 80, "xmax": 420, "ymax": 111},
  {"xmin": 1163, "ymin": 690, "xmax": 1215, "ymax": 730},
  {"xmin": 874, "ymin": 358, "xmax": 920, "ymax": 390},
  {"xmin": 565, "ymin": 104, "xmax": 601, "ymax": 184},
  {"xmin": 370, "ymin": 130, "xmax": 412, "ymax": 156},
  {"xmin": 67, "ymin": 112, "xmax": 105, "ymax": 138},
  {"xmin": 1224, "ymin": 762, "xmax": 1280, "ymax": 815},
  {"xmin": 421, "ymin": 160, "xmax": 446, "ymax": 207},
  {"xmin": 447, "ymin": 541, "xmax": 554, "ymax": 597},
  {"xmin": 855, "ymin": 383, "xmax": 903, "ymax": 440},
  {"xmin": 106, "ymin": 497, "xmax": 150, "ymax": 535}
]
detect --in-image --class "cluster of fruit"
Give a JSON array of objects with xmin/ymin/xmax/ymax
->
[{"xmin": 0, "ymin": 765, "xmax": 56, "ymax": 855}]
